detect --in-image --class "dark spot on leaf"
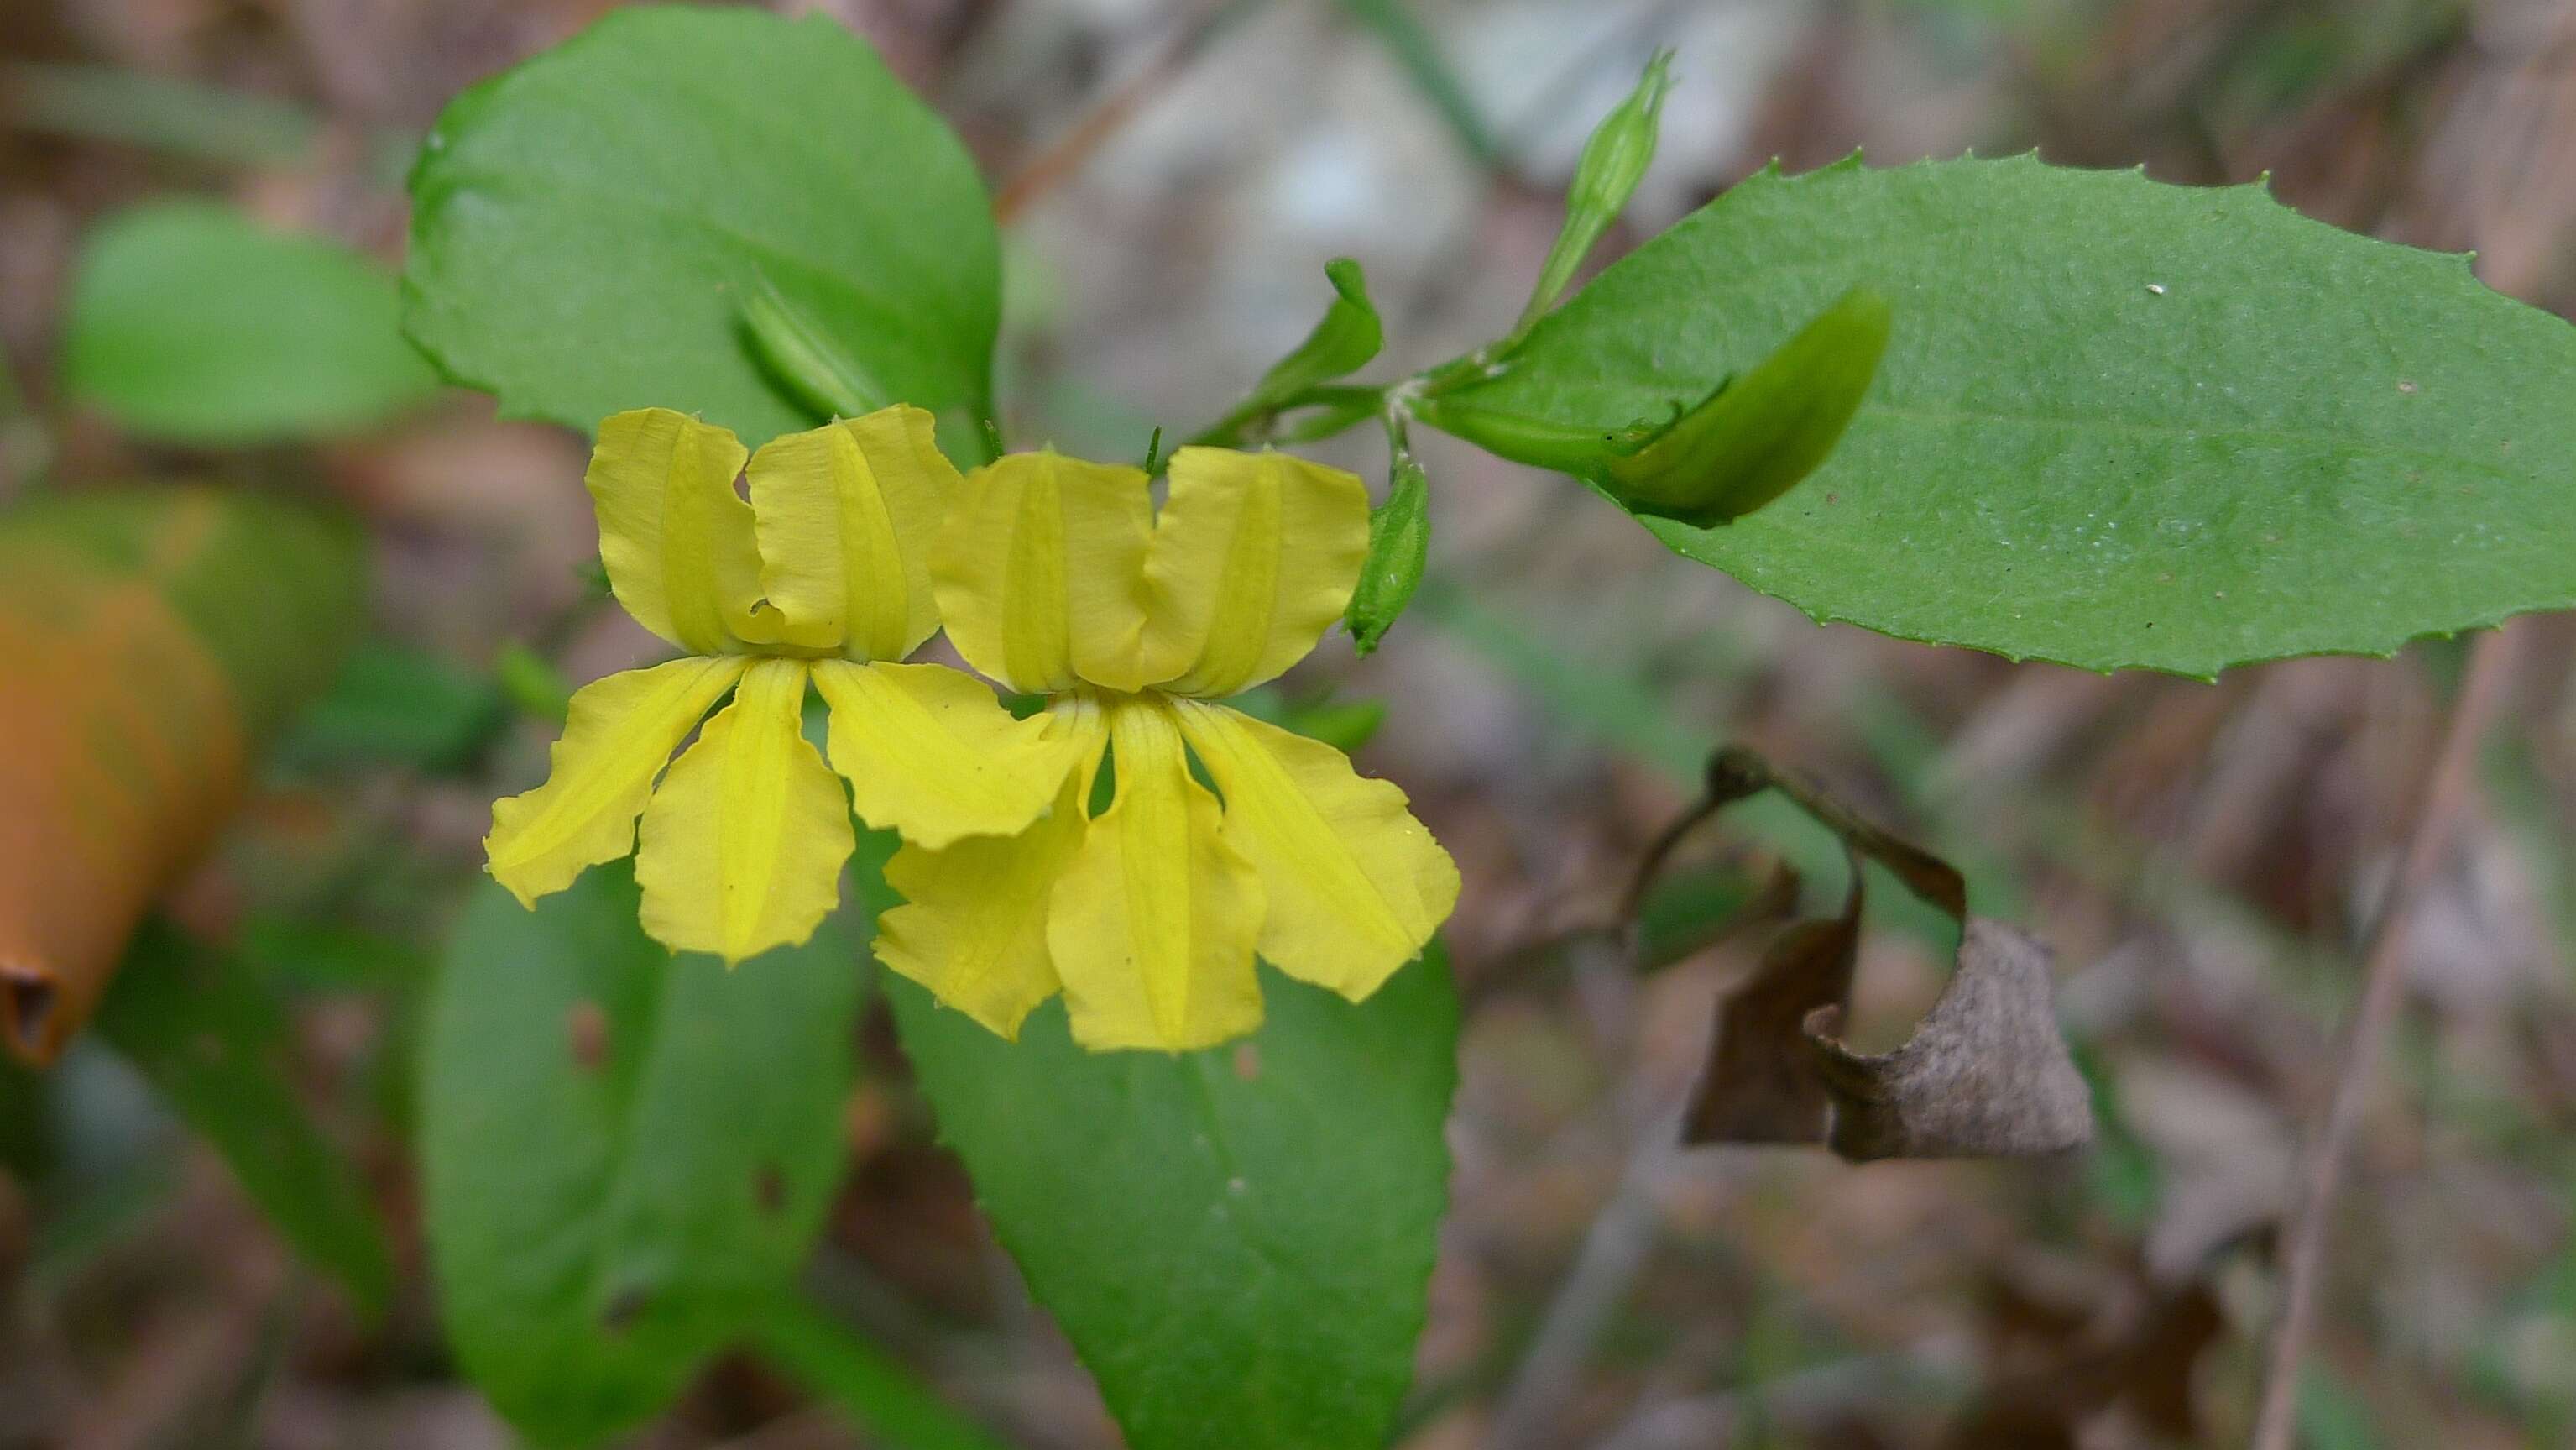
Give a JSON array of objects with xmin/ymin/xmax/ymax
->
[
  {"xmin": 1231, "ymin": 1043, "xmax": 1262, "ymax": 1081},
  {"xmin": 755, "ymin": 1164, "xmax": 786, "ymax": 1215},
  {"xmin": 567, "ymin": 1000, "xmax": 609, "ymax": 1070},
  {"xmin": 601, "ymin": 1284, "xmax": 650, "ymax": 1331},
  {"xmin": 3, "ymin": 969, "xmax": 56, "ymax": 1058}
]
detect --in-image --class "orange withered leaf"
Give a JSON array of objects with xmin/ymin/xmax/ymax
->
[{"xmin": 0, "ymin": 489, "xmax": 360, "ymax": 1064}]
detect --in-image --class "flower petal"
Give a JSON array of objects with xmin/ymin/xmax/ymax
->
[
  {"xmin": 1138, "ymin": 447, "xmax": 1371, "ymax": 696},
  {"xmin": 586, "ymin": 408, "xmax": 779, "ymax": 653},
  {"xmin": 484, "ymin": 655, "xmax": 748, "ymax": 908},
  {"xmin": 747, "ymin": 406, "xmax": 957, "ymax": 660},
  {"xmin": 635, "ymin": 658, "xmax": 852, "ymax": 964},
  {"xmin": 810, "ymin": 658, "xmax": 1059, "ymax": 847},
  {"xmin": 875, "ymin": 776, "xmax": 1088, "ymax": 1040},
  {"xmin": 1175, "ymin": 700, "xmax": 1457, "ymax": 999},
  {"xmin": 932, "ymin": 450, "xmax": 1156, "ymax": 694},
  {"xmin": 873, "ymin": 697, "xmax": 1110, "ymax": 1038},
  {"xmin": 1048, "ymin": 694, "xmax": 1264, "ymax": 1050}
]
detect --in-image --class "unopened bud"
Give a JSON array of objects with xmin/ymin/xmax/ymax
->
[
  {"xmin": 1345, "ymin": 458, "xmax": 1429, "ymax": 656},
  {"xmin": 1515, "ymin": 50, "xmax": 1675, "ymax": 338}
]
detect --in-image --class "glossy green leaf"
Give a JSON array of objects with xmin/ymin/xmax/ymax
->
[
  {"xmin": 93, "ymin": 921, "xmax": 396, "ymax": 1311},
  {"xmin": 1451, "ymin": 154, "xmax": 2576, "ymax": 676},
  {"xmin": 421, "ymin": 865, "xmax": 864, "ymax": 1447},
  {"xmin": 404, "ymin": 6, "xmax": 999, "ymax": 449},
  {"xmin": 60, "ymin": 202, "xmax": 436, "ymax": 444},
  {"xmin": 891, "ymin": 950, "xmax": 1459, "ymax": 1450}
]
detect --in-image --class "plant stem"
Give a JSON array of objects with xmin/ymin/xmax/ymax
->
[{"xmin": 2249, "ymin": 626, "xmax": 2520, "ymax": 1450}]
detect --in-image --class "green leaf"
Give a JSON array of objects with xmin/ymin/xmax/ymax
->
[
  {"xmin": 421, "ymin": 865, "xmax": 865, "ymax": 1447},
  {"xmin": 92, "ymin": 921, "xmax": 396, "ymax": 1311},
  {"xmin": 277, "ymin": 639, "xmax": 505, "ymax": 774},
  {"xmin": 891, "ymin": 950, "xmax": 1459, "ymax": 1450},
  {"xmin": 404, "ymin": 6, "xmax": 999, "ymax": 449},
  {"xmin": 750, "ymin": 1295, "xmax": 1013, "ymax": 1450},
  {"xmin": 60, "ymin": 202, "xmax": 437, "ymax": 445},
  {"xmin": 1450, "ymin": 154, "xmax": 2576, "ymax": 676}
]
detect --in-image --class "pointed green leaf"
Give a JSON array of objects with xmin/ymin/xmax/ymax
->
[
  {"xmin": 891, "ymin": 951, "xmax": 1459, "ymax": 1450},
  {"xmin": 1452, "ymin": 155, "xmax": 2576, "ymax": 675},
  {"xmin": 61, "ymin": 202, "xmax": 436, "ymax": 445},
  {"xmin": 421, "ymin": 865, "xmax": 865, "ymax": 1447},
  {"xmin": 403, "ymin": 7, "xmax": 998, "ymax": 449}
]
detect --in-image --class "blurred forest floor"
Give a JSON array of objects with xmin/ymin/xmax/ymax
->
[{"xmin": 7, "ymin": 0, "xmax": 2576, "ymax": 1447}]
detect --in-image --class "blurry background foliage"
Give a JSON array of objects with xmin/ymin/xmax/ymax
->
[{"xmin": 2, "ymin": 1, "xmax": 2574, "ymax": 1448}]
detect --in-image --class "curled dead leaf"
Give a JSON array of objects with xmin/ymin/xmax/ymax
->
[
  {"xmin": 1805, "ymin": 919, "xmax": 2093, "ymax": 1161},
  {"xmin": 1675, "ymin": 746, "xmax": 2093, "ymax": 1162},
  {"xmin": 1684, "ymin": 852, "xmax": 1860, "ymax": 1144}
]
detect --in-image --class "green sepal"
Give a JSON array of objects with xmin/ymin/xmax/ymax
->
[{"xmin": 1601, "ymin": 287, "xmax": 1891, "ymax": 525}]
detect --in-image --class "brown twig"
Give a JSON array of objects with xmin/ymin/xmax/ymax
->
[{"xmin": 2249, "ymin": 626, "xmax": 2520, "ymax": 1450}]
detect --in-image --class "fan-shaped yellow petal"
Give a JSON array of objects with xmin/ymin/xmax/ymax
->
[
  {"xmin": 875, "ymin": 776, "xmax": 1088, "ymax": 1040},
  {"xmin": 585, "ymin": 408, "xmax": 781, "ymax": 653},
  {"xmin": 1138, "ymin": 448, "xmax": 1370, "ymax": 697},
  {"xmin": 484, "ymin": 655, "xmax": 748, "ymax": 908},
  {"xmin": 873, "ymin": 697, "xmax": 1110, "ymax": 1039},
  {"xmin": 634, "ymin": 658, "xmax": 852, "ymax": 964},
  {"xmin": 747, "ymin": 406, "xmax": 956, "ymax": 661},
  {"xmin": 810, "ymin": 659, "xmax": 1059, "ymax": 848},
  {"xmin": 1176, "ymin": 700, "xmax": 1457, "ymax": 999},
  {"xmin": 1048, "ymin": 694, "xmax": 1264, "ymax": 1051},
  {"xmin": 932, "ymin": 451, "xmax": 1156, "ymax": 694}
]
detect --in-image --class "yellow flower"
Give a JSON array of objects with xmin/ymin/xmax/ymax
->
[
  {"xmin": 880, "ymin": 446, "xmax": 1461, "ymax": 1051},
  {"xmin": 484, "ymin": 407, "xmax": 1058, "ymax": 965}
]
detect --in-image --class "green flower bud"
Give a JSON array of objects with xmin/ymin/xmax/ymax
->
[
  {"xmin": 1345, "ymin": 458, "xmax": 1430, "ymax": 656},
  {"xmin": 1515, "ymin": 50, "xmax": 1675, "ymax": 340},
  {"xmin": 739, "ymin": 272, "xmax": 888, "ymax": 420}
]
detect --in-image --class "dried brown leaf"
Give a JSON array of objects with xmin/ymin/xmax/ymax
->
[
  {"xmin": 1805, "ymin": 919, "xmax": 2093, "ymax": 1162},
  {"xmin": 1683, "ymin": 856, "xmax": 1860, "ymax": 1144}
]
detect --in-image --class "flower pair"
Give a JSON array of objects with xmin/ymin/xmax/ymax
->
[{"xmin": 485, "ymin": 406, "xmax": 1459, "ymax": 1051}]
